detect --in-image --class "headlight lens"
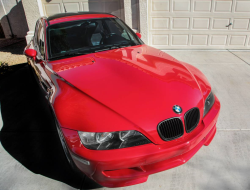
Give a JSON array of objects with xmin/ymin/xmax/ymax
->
[
  {"xmin": 78, "ymin": 130, "xmax": 151, "ymax": 150},
  {"xmin": 203, "ymin": 91, "xmax": 215, "ymax": 117}
]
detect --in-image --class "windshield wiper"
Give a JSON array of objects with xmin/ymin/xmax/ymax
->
[
  {"xmin": 94, "ymin": 42, "xmax": 133, "ymax": 52},
  {"xmin": 94, "ymin": 45, "xmax": 121, "ymax": 52},
  {"xmin": 49, "ymin": 51, "xmax": 91, "ymax": 60},
  {"xmin": 50, "ymin": 42, "xmax": 135, "ymax": 60},
  {"xmin": 51, "ymin": 52, "xmax": 86, "ymax": 59},
  {"xmin": 116, "ymin": 41, "xmax": 133, "ymax": 47}
]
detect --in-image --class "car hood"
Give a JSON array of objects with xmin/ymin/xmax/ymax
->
[{"xmin": 48, "ymin": 45, "xmax": 204, "ymax": 143}]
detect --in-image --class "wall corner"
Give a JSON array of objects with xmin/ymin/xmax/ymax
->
[{"xmin": 139, "ymin": 0, "xmax": 148, "ymax": 44}]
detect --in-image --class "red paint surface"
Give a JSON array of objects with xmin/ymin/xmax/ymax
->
[
  {"xmin": 61, "ymin": 97, "xmax": 220, "ymax": 187},
  {"xmin": 136, "ymin": 32, "xmax": 141, "ymax": 39},
  {"xmin": 26, "ymin": 13, "xmax": 221, "ymax": 187},
  {"xmin": 52, "ymin": 57, "xmax": 95, "ymax": 72},
  {"xmin": 46, "ymin": 44, "xmax": 220, "ymax": 187},
  {"xmin": 25, "ymin": 49, "xmax": 37, "ymax": 58},
  {"xmin": 48, "ymin": 45, "xmax": 211, "ymax": 145}
]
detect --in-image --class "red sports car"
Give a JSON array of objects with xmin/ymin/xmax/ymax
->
[{"xmin": 24, "ymin": 12, "xmax": 220, "ymax": 188}]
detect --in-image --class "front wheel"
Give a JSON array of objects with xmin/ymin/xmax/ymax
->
[
  {"xmin": 55, "ymin": 121, "xmax": 83, "ymax": 174},
  {"xmin": 49, "ymin": 105, "xmax": 81, "ymax": 173}
]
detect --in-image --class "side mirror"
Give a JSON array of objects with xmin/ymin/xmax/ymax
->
[
  {"xmin": 25, "ymin": 49, "xmax": 37, "ymax": 59},
  {"xmin": 136, "ymin": 33, "xmax": 141, "ymax": 39}
]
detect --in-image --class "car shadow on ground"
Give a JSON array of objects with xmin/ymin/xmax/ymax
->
[{"xmin": 0, "ymin": 64, "xmax": 101, "ymax": 190}]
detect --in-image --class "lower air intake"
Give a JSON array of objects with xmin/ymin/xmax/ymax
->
[{"xmin": 157, "ymin": 118, "xmax": 184, "ymax": 141}]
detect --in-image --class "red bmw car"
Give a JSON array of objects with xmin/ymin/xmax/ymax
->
[{"xmin": 24, "ymin": 12, "xmax": 220, "ymax": 187}]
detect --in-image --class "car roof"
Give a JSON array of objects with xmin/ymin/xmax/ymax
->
[{"xmin": 46, "ymin": 12, "xmax": 117, "ymax": 25}]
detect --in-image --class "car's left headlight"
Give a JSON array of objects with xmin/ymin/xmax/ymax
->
[
  {"xmin": 203, "ymin": 91, "xmax": 215, "ymax": 117},
  {"xmin": 78, "ymin": 130, "xmax": 151, "ymax": 150}
]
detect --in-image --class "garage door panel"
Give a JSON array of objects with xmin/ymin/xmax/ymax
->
[
  {"xmin": 44, "ymin": 4, "xmax": 62, "ymax": 16},
  {"xmin": 152, "ymin": 0, "xmax": 170, "ymax": 12},
  {"xmin": 172, "ymin": 35, "xmax": 189, "ymax": 45},
  {"xmin": 211, "ymin": 35, "xmax": 228, "ymax": 45},
  {"xmin": 194, "ymin": 0, "xmax": 211, "ymax": 12},
  {"xmin": 173, "ymin": 0, "xmax": 190, "ymax": 12},
  {"xmin": 193, "ymin": 18, "xmax": 210, "ymax": 29},
  {"xmin": 150, "ymin": 0, "xmax": 250, "ymax": 49},
  {"xmin": 232, "ymin": 19, "xmax": 249, "ymax": 30},
  {"xmin": 151, "ymin": 18, "xmax": 169, "ymax": 30},
  {"xmin": 191, "ymin": 35, "xmax": 208, "ymax": 45},
  {"xmin": 213, "ymin": 18, "xmax": 230, "ymax": 30},
  {"xmin": 64, "ymin": 2, "xmax": 81, "ymax": 12},
  {"xmin": 150, "ymin": 32, "xmax": 249, "ymax": 49},
  {"xmin": 235, "ymin": 1, "xmax": 250, "ymax": 13},
  {"xmin": 152, "ymin": 34, "xmax": 169, "ymax": 45},
  {"xmin": 172, "ymin": 18, "xmax": 189, "ymax": 29},
  {"xmin": 229, "ymin": 35, "xmax": 246, "ymax": 46},
  {"xmin": 214, "ymin": 0, "xmax": 232, "ymax": 12}
]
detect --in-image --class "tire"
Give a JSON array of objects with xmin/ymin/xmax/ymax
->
[
  {"xmin": 56, "ymin": 125, "xmax": 78, "ymax": 171},
  {"xmin": 49, "ymin": 104, "xmax": 81, "ymax": 173}
]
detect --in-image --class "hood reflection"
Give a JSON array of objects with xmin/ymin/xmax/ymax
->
[
  {"xmin": 94, "ymin": 45, "xmax": 194, "ymax": 85},
  {"xmin": 52, "ymin": 57, "xmax": 95, "ymax": 72}
]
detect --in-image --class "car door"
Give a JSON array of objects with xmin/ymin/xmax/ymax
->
[{"xmin": 31, "ymin": 19, "xmax": 52, "ymax": 99}]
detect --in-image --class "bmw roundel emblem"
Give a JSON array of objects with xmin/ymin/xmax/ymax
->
[{"xmin": 173, "ymin": 105, "xmax": 182, "ymax": 114}]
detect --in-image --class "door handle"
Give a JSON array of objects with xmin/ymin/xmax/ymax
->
[{"xmin": 226, "ymin": 23, "xmax": 232, "ymax": 27}]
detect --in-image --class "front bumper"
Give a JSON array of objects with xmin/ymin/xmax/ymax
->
[{"xmin": 61, "ymin": 96, "xmax": 220, "ymax": 188}]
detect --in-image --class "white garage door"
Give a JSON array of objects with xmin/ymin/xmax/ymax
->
[
  {"xmin": 41, "ymin": 0, "xmax": 124, "ymax": 20},
  {"xmin": 148, "ymin": 0, "xmax": 250, "ymax": 49}
]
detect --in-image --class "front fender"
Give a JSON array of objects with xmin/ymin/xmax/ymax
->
[
  {"xmin": 52, "ymin": 79, "xmax": 139, "ymax": 134},
  {"xmin": 180, "ymin": 61, "xmax": 211, "ymax": 100}
]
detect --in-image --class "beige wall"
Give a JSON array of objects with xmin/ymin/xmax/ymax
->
[
  {"xmin": 139, "ymin": 0, "xmax": 148, "ymax": 44},
  {"xmin": 0, "ymin": 0, "xmax": 29, "ymax": 38},
  {"xmin": 22, "ymin": 0, "xmax": 41, "ymax": 32},
  {"xmin": 22, "ymin": 0, "xmax": 41, "ymax": 42}
]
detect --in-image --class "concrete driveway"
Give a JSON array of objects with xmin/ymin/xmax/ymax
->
[{"xmin": 1, "ymin": 50, "xmax": 250, "ymax": 190}]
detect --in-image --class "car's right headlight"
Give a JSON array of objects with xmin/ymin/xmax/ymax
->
[
  {"xmin": 78, "ymin": 130, "xmax": 151, "ymax": 150},
  {"xmin": 203, "ymin": 91, "xmax": 215, "ymax": 117}
]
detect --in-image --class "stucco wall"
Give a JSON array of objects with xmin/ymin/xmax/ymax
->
[
  {"xmin": 0, "ymin": 1, "xmax": 6, "ymax": 18},
  {"xmin": 22, "ymin": 0, "xmax": 41, "ymax": 32},
  {"xmin": 0, "ymin": 1, "xmax": 11, "ymax": 38},
  {"xmin": 0, "ymin": 0, "xmax": 29, "ymax": 38},
  {"xmin": 139, "ymin": 0, "xmax": 148, "ymax": 44}
]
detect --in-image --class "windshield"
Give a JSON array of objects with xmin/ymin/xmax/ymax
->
[{"xmin": 47, "ymin": 18, "xmax": 143, "ymax": 60}]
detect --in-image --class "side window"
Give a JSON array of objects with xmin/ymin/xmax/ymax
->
[
  {"xmin": 39, "ymin": 29, "xmax": 45, "ymax": 57},
  {"xmin": 36, "ymin": 24, "xmax": 42, "ymax": 46},
  {"xmin": 105, "ymin": 19, "xmax": 123, "ymax": 34},
  {"xmin": 34, "ymin": 21, "xmax": 40, "ymax": 46},
  {"xmin": 116, "ymin": 19, "xmax": 139, "ymax": 43},
  {"xmin": 36, "ymin": 23, "xmax": 45, "ymax": 58},
  {"xmin": 104, "ymin": 19, "xmax": 135, "ymax": 42}
]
